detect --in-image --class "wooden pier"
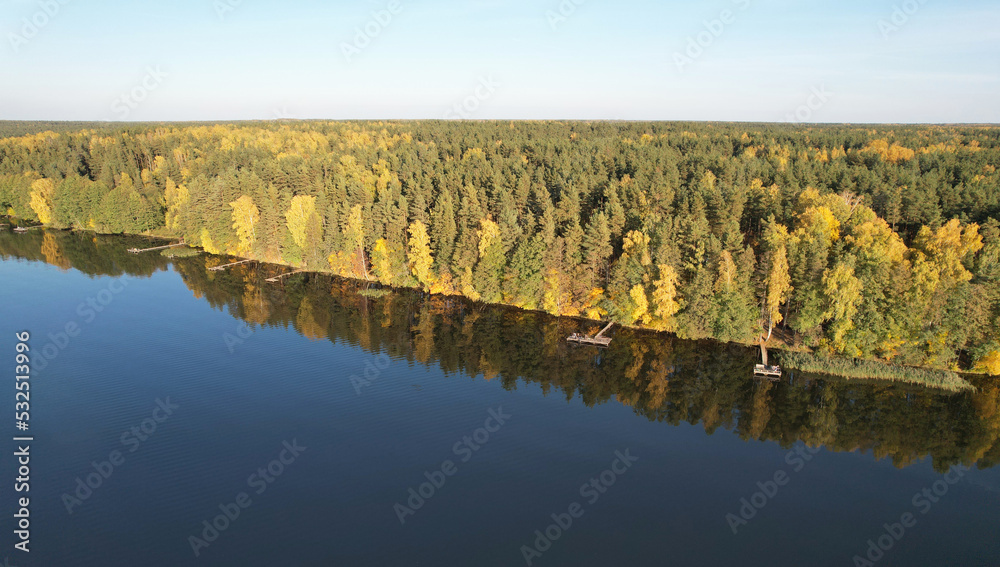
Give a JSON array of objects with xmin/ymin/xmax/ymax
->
[
  {"xmin": 754, "ymin": 364, "xmax": 782, "ymax": 378},
  {"xmin": 567, "ymin": 321, "xmax": 614, "ymax": 347},
  {"xmin": 753, "ymin": 341, "xmax": 782, "ymax": 378},
  {"xmin": 13, "ymin": 226, "xmax": 38, "ymax": 233},
  {"xmin": 128, "ymin": 242, "xmax": 186, "ymax": 254},
  {"xmin": 208, "ymin": 259, "xmax": 254, "ymax": 272},
  {"xmin": 266, "ymin": 269, "xmax": 308, "ymax": 283}
]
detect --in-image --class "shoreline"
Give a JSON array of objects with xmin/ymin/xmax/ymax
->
[
  {"xmin": 2, "ymin": 221, "xmax": 983, "ymax": 392},
  {"xmin": 139, "ymin": 229, "xmax": 979, "ymax": 393}
]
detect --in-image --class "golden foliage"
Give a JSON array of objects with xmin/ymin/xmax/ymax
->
[
  {"xmin": 914, "ymin": 219, "xmax": 983, "ymax": 285},
  {"xmin": 332, "ymin": 204, "xmax": 368, "ymax": 279},
  {"xmin": 629, "ymin": 284, "xmax": 649, "ymax": 325},
  {"xmin": 406, "ymin": 220, "xmax": 435, "ymax": 290},
  {"xmin": 327, "ymin": 251, "xmax": 356, "ymax": 279},
  {"xmin": 199, "ymin": 228, "xmax": 220, "ymax": 255},
  {"xmin": 285, "ymin": 195, "xmax": 317, "ymax": 249},
  {"xmin": 429, "ymin": 271, "xmax": 457, "ymax": 295},
  {"xmin": 975, "ymin": 351, "xmax": 1000, "ymax": 376},
  {"xmin": 372, "ymin": 238, "xmax": 394, "ymax": 285},
  {"xmin": 462, "ymin": 147, "xmax": 485, "ymax": 160},
  {"xmin": 822, "ymin": 262, "xmax": 863, "ymax": 354},
  {"xmin": 764, "ymin": 246, "xmax": 792, "ymax": 330},
  {"xmin": 581, "ymin": 287, "xmax": 608, "ymax": 321},
  {"xmin": 845, "ymin": 218, "xmax": 908, "ymax": 265},
  {"xmin": 476, "ymin": 218, "xmax": 501, "ymax": 259},
  {"xmin": 542, "ymin": 269, "xmax": 571, "ymax": 316},
  {"xmin": 650, "ymin": 264, "xmax": 681, "ymax": 331},
  {"xmin": 796, "ymin": 206, "xmax": 841, "ymax": 244},
  {"xmin": 622, "ymin": 230, "xmax": 651, "ymax": 267},
  {"xmin": 28, "ymin": 178, "xmax": 55, "ymax": 224},
  {"xmin": 164, "ymin": 178, "xmax": 189, "ymax": 231},
  {"xmin": 230, "ymin": 195, "xmax": 260, "ymax": 256},
  {"xmin": 861, "ymin": 139, "xmax": 915, "ymax": 164},
  {"xmin": 460, "ymin": 266, "xmax": 481, "ymax": 302}
]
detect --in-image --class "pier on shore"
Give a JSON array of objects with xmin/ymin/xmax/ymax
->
[{"xmin": 567, "ymin": 321, "xmax": 614, "ymax": 346}]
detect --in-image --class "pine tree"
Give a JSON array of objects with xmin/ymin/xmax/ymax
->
[{"xmin": 473, "ymin": 218, "xmax": 505, "ymax": 304}]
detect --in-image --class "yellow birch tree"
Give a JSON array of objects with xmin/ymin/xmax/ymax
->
[{"xmin": 230, "ymin": 195, "xmax": 260, "ymax": 256}]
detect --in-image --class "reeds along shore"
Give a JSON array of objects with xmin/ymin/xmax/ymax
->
[{"xmin": 779, "ymin": 351, "xmax": 976, "ymax": 392}]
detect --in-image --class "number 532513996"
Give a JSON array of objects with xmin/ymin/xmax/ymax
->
[{"xmin": 15, "ymin": 331, "xmax": 30, "ymax": 431}]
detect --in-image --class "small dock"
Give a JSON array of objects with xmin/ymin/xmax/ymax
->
[
  {"xmin": 754, "ymin": 364, "xmax": 782, "ymax": 378},
  {"xmin": 753, "ymin": 341, "xmax": 782, "ymax": 378},
  {"xmin": 208, "ymin": 259, "xmax": 254, "ymax": 272},
  {"xmin": 128, "ymin": 242, "xmax": 186, "ymax": 254},
  {"xmin": 13, "ymin": 226, "xmax": 39, "ymax": 233},
  {"xmin": 567, "ymin": 321, "xmax": 614, "ymax": 347},
  {"xmin": 266, "ymin": 269, "xmax": 308, "ymax": 283}
]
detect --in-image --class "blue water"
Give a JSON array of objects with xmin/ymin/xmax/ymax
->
[{"xmin": 1, "ymin": 239, "xmax": 998, "ymax": 566}]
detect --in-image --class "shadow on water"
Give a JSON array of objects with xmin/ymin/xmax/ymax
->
[{"xmin": 4, "ymin": 227, "xmax": 999, "ymax": 473}]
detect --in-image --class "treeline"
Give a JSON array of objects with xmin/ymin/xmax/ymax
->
[
  {"xmin": 1, "ymin": 121, "xmax": 999, "ymax": 373},
  {"xmin": 3, "ymin": 228, "xmax": 997, "ymax": 472}
]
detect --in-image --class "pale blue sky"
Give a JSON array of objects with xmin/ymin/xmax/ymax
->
[{"xmin": 1, "ymin": 0, "xmax": 998, "ymax": 122}]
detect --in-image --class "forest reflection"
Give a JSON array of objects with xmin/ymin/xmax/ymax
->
[{"xmin": 4, "ymin": 228, "xmax": 999, "ymax": 472}]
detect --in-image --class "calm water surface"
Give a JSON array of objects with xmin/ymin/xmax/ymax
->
[{"xmin": 1, "ymin": 230, "xmax": 998, "ymax": 567}]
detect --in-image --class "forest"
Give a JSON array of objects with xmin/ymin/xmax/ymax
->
[
  {"xmin": 2, "ymin": 229, "xmax": 998, "ymax": 472},
  {"xmin": 1, "ymin": 120, "xmax": 998, "ymax": 374}
]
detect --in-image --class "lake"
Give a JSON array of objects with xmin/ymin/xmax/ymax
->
[{"xmin": 1, "ymin": 229, "xmax": 998, "ymax": 566}]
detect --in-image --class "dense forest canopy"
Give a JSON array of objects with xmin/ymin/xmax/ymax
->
[{"xmin": 1, "ymin": 121, "xmax": 999, "ymax": 373}]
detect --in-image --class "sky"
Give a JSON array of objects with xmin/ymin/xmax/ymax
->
[{"xmin": 1, "ymin": 0, "xmax": 998, "ymax": 123}]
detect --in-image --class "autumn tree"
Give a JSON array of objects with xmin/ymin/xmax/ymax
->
[
  {"xmin": 407, "ymin": 220, "xmax": 435, "ymax": 291},
  {"xmin": 28, "ymin": 178, "xmax": 55, "ymax": 224},
  {"xmin": 473, "ymin": 218, "xmax": 505, "ymax": 304},
  {"xmin": 285, "ymin": 195, "xmax": 316, "ymax": 251},
  {"xmin": 761, "ymin": 217, "xmax": 792, "ymax": 340},
  {"xmin": 230, "ymin": 195, "xmax": 260, "ymax": 256},
  {"xmin": 649, "ymin": 264, "xmax": 681, "ymax": 332}
]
